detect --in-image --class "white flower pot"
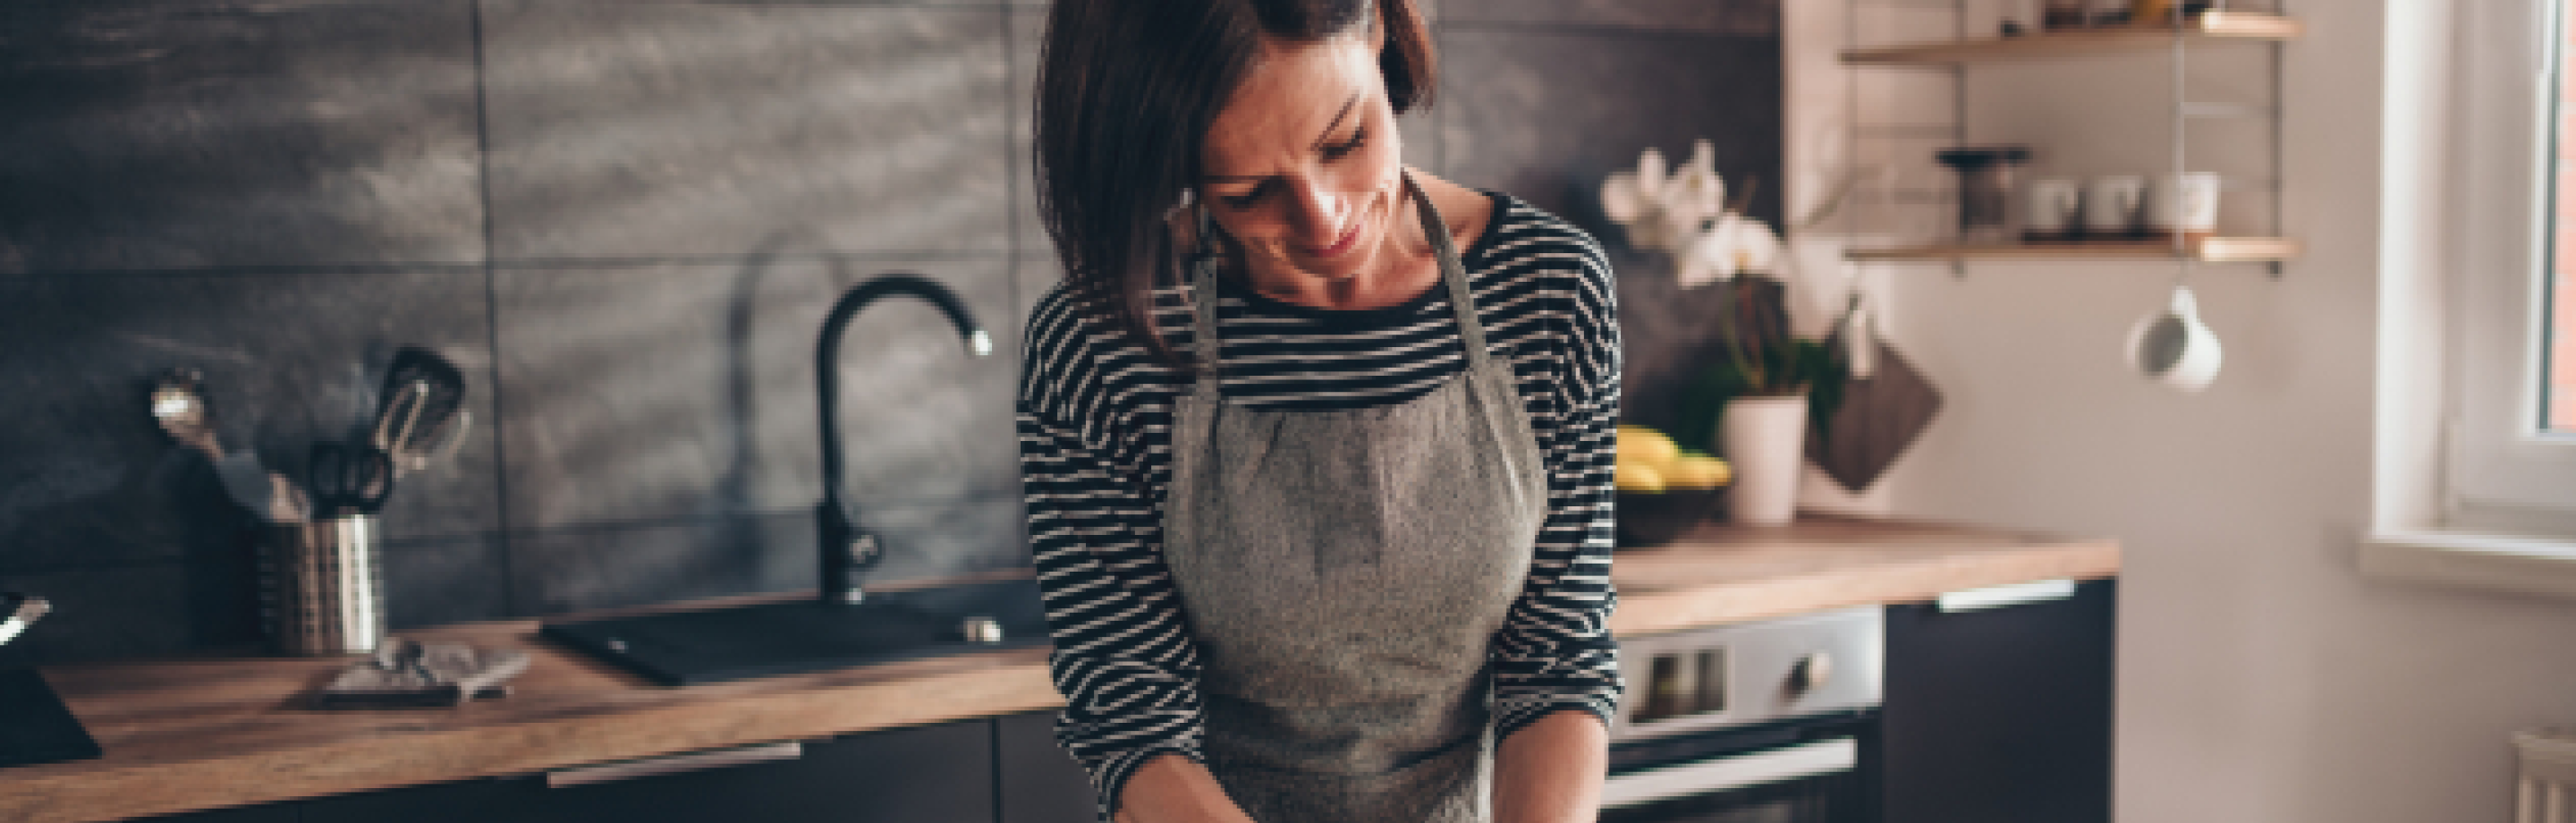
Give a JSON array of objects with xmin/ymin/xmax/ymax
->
[{"xmin": 1720, "ymin": 394, "xmax": 1809, "ymax": 526}]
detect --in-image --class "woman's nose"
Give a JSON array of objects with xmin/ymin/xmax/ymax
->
[{"xmin": 1284, "ymin": 179, "xmax": 1340, "ymax": 241}]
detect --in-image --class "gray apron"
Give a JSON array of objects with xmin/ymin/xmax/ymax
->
[{"xmin": 1165, "ymin": 177, "xmax": 1552, "ymax": 823}]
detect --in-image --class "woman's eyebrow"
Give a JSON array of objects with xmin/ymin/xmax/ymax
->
[
  {"xmin": 1205, "ymin": 93, "xmax": 1363, "ymax": 183},
  {"xmin": 1307, "ymin": 93, "xmax": 1362, "ymax": 151}
]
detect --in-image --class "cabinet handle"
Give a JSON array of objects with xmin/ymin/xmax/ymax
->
[
  {"xmin": 1936, "ymin": 578, "xmax": 2077, "ymax": 613},
  {"xmin": 547, "ymin": 741, "xmax": 804, "ymax": 788}
]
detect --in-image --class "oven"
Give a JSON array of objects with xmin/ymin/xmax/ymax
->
[{"xmin": 1601, "ymin": 607, "xmax": 1883, "ymax": 823}]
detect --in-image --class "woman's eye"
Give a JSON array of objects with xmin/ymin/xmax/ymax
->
[
  {"xmin": 1220, "ymin": 190, "xmax": 1264, "ymax": 209},
  {"xmin": 1322, "ymin": 130, "xmax": 1368, "ymax": 160}
]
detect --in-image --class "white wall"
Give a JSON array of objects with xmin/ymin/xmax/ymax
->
[{"xmin": 1784, "ymin": 2, "xmax": 2576, "ymax": 821}]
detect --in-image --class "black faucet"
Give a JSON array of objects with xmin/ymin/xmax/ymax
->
[{"xmin": 815, "ymin": 275, "xmax": 992, "ymax": 605}]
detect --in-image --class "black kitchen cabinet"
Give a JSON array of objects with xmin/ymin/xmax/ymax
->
[
  {"xmin": 299, "ymin": 719, "xmax": 995, "ymax": 823},
  {"xmin": 1880, "ymin": 578, "xmax": 2115, "ymax": 823},
  {"xmin": 996, "ymin": 711, "xmax": 1095, "ymax": 823},
  {"xmin": 291, "ymin": 776, "xmax": 533, "ymax": 823},
  {"xmin": 135, "ymin": 802, "xmax": 302, "ymax": 823}
]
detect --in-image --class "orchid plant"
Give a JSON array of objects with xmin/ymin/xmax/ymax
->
[{"xmin": 1599, "ymin": 140, "xmax": 1864, "ymax": 452}]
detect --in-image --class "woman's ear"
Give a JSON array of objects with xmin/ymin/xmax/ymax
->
[{"xmin": 1368, "ymin": 8, "xmax": 1387, "ymax": 52}]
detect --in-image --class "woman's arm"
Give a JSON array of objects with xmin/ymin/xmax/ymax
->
[
  {"xmin": 1494, "ymin": 710, "xmax": 1610, "ymax": 823},
  {"xmin": 1021, "ymin": 291, "xmax": 1242, "ymax": 822},
  {"xmin": 1489, "ymin": 232, "xmax": 1623, "ymax": 822}
]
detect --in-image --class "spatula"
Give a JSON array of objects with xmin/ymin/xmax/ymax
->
[{"xmin": 149, "ymin": 369, "xmax": 310, "ymax": 523}]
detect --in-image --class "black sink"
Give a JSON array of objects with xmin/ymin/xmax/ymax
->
[
  {"xmin": 541, "ymin": 578, "xmax": 1050, "ymax": 686},
  {"xmin": 545, "ymin": 276, "xmax": 1038, "ymax": 687}
]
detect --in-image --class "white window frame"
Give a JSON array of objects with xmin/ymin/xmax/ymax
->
[
  {"xmin": 2362, "ymin": 0, "xmax": 2576, "ymax": 598},
  {"xmin": 2448, "ymin": 0, "xmax": 2576, "ymax": 537}
]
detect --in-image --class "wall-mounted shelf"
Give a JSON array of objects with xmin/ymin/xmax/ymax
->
[
  {"xmin": 1849, "ymin": 236, "xmax": 2303, "ymax": 265},
  {"xmin": 1835, "ymin": 4, "xmax": 2298, "ymax": 276},
  {"xmin": 1842, "ymin": 12, "xmax": 2302, "ymax": 65}
]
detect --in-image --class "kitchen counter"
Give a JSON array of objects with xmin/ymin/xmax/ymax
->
[{"xmin": 2, "ymin": 516, "xmax": 2116, "ymax": 823}]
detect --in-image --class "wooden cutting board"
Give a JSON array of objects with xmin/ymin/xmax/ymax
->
[{"xmin": 1810, "ymin": 334, "xmax": 1942, "ymax": 493}]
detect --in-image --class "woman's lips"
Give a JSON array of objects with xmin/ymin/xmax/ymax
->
[{"xmin": 1304, "ymin": 220, "xmax": 1362, "ymax": 259}]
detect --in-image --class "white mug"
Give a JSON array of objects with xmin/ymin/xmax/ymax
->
[
  {"xmin": 2024, "ymin": 177, "xmax": 2082, "ymax": 241},
  {"xmin": 2125, "ymin": 284, "xmax": 2224, "ymax": 392},
  {"xmin": 2085, "ymin": 175, "xmax": 2146, "ymax": 238},
  {"xmin": 2146, "ymin": 172, "xmax": 2223, "ymax": 241}
]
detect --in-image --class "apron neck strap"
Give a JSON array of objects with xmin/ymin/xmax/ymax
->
[
  {"xmin": 1408, "ymin": 174, "xmax": 1490, "ymax": 364},
  {"xmin": 1188, "ymin": 173, "xmax": 1491, "ymax": 392},
  {"xmin": 1190, "ymin": 206, "xmax": 1224, "ymax": 394}
]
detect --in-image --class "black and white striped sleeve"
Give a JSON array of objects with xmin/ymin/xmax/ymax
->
[
  {"xmin": 1016, "ymin": 290, "xmax": 1205, "ymax": 819},
  {"xmin": 1488, "ymin": 226, "xmax": 1625, "ymax": 739}
]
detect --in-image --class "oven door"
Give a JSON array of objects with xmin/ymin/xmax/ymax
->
[{"xmin": 1599, "ymin": 709, "xmax": 1877, "ymax": 823}]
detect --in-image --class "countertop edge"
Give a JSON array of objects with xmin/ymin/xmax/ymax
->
[{"xmin": 1609, "ymin": 535, "xmax": 2123, "ymax": 636}]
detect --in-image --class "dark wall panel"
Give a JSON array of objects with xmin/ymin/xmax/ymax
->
[
  {"xmin": 1444, "ymin": 0, "xmax": 1780, "ymax": 35},
  {"xmin": 1436, "ymin": 25, "xmax": 1784, "ymax": 436},
  {"xmin": 1438, "ymin": 30, "xmax": 1784, "ymax": 231},
  {"xmin": 480, "ymin": 2, "xmax": 1013, "ymax": 260},
  {"xmin": 0, "ymin": 2, "xmax": 485, "ymax": 274}
]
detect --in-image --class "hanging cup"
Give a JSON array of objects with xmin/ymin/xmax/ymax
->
[{"xmin": 2125, "ymin": 284, "xmax": 2224, "ymax": 392}]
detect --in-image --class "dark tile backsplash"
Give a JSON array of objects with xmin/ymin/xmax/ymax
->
[
  {"xmin": 0, "ymin": 0, "xmax": 1777, "ymax": 663},
  {"xmin": 1439, "ymin": 27, "xmax": 1785, "ymax": 231},
  {"xmin": 481, "ymin": 2, "xmax": 1013, "ymax": 260},
  {"xmin": 0, "ymin": 2, "xmax": 486, "ymax": 275},
  {"xmin": 492, "ymin": 257, "xmax": 1016, "ymax": 530}
]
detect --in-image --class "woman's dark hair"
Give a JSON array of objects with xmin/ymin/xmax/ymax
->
[{"xmin": 1033, "ymin": 0, "xmax": 1435, "ymax": 365}]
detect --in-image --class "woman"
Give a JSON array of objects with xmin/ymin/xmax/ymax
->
[{"xmin": 1020, "ymin": 1, "xmax": 1621, "ymax": 821}]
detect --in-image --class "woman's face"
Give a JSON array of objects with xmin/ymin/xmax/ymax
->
[{"xmin": 1198, "ymin": 32, "xmax": 1408, "ymax": 285}]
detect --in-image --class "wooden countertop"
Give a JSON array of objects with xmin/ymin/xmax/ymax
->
[{"xmin": 3, "ymin": 516, "xmax": 2116, "ymax": 823}]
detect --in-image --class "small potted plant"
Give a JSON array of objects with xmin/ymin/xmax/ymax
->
[
  {"xmin": 1602, "ymin": 140, "xmax": 1858, "ymax": 528},
  {"xmin": 1690, "ymin": 283, "xmax": 1854, "ymax": 525}
]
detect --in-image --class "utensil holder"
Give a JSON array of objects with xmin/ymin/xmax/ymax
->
[{"xmin": 260, "ymin": 514, "xmax": 386, "ymax": 656}]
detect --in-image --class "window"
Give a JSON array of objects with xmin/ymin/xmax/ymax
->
[
  {"xmin": 2556, "ymin": 12, "xmax": 2576, "ymax": 434},
  {"xmin": 2451, "ymin": 0, "xmax": 2576, "ymax": 533}
]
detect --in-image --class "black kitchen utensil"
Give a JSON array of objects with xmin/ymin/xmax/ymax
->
[{"xmin": 308, "ymin": 441, "xmax": 393, "ymax": 518}]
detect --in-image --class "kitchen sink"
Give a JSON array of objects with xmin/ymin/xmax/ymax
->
[
  {"xmin": 540, "ymin": 578, "xmax": 1049, "ymax": 686},
  {"xmin": 542, "ymin": 275, "xmax": 1041, "ymax": 687}
]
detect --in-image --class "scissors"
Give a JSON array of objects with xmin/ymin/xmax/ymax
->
[{"xmin": 308, "ymin": 440, "xmax": 393, "ymax": 519}]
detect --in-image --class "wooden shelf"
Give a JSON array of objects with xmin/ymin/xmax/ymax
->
[
  {"xmin": 1847, "ymin": 236, "xmax": 2302, "ymax": 264},
  {"xmin": 1842, "ymin": 11, "xmax": 2301, "ymax": 65}
]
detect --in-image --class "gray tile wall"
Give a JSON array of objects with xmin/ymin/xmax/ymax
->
[{"xmin": 0, "ymin": 0, "xmax": 1776, "ymax": 663}]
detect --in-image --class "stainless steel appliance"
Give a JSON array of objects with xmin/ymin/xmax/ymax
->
[{"xmin": 1603, "ymin": 606, "xmax": 1884, "ymax": 823}]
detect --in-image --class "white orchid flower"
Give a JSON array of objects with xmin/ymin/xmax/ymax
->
[
  {"xmin": 1676, "ymin": 211, "xmax": 1782, "ymax": 289},
  {"xmin": 1682, "ymin": 139, "xmax": 1725, "ymax": 216},
  {"xmin": 1676, "ymin": 224, "xmax": 1739, "ymax": 288},
  {"xmin": 1600, "ymin": 172, "xmax": 1648, "ymax": 226},
  {"xmin": 1635, "ymin": 148, "xmax": 1669, "ymax": 201},
  {"xmin": 1725, "ymin": 212, "xmax": 1782, "ymax": 274}
]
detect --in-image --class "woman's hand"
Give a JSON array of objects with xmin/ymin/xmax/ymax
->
[
  {"xmin": 1114, "ymin": 753, "xmax": 1260, "ymax": 823},
  {"xmin": 1492, "ymin": 710, "xmax": 1609, "ymax": 823}
]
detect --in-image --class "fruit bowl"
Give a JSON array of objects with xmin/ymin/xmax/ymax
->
[{"xmin": 1614, "ymin": 486, "xmax": 1725, "ymax": 548}]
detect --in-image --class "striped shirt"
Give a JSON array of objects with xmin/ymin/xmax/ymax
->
[{"xmin": 1017, "ymin": 191, "xmax": 1623, "ymax": 813}]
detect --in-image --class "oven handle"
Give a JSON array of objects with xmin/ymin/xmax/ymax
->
[{"xmin": 1597, "ymin": 736, "xmax": 1857, "ymax": 810}]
